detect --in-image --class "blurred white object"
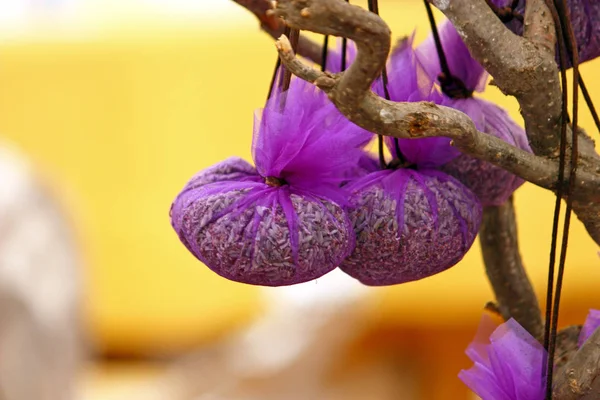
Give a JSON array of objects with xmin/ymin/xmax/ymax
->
[
  {"xmin": 0, "ymin": 141, "xmax": 82, "ymax": 400},
  {"xmin": 152, "ymin": 270, "xmax": 408, "ymax": 400}
]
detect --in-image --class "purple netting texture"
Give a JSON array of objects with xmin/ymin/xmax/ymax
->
[
  {"xmin": 459, "ymin": 315, "xmax": 546, "ymax": 400},
  {"xmin": 339, "ymin": 168, "xmax": 482, "ymax": 286},
  {"xmin": 170, "ymin": 79, "xmax": 372, "ymax": 286},
  {"xmin": 441, "ymin": 99, "xmax": 531, "ymax": 205},
  {"xmin": 413, "ymin": 21, "xmax": 532, "ymax": 205},
  {"xmin": 382, "ymin": 33, "xmax": 460, "ymax": 168},
  {"xmin": 579, "ymin": 309, "xmax": 600, "ymax": 346}
]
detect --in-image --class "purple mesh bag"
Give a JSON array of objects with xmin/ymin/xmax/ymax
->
[
  {"xmin": 491, "ymin": 0, "xmax": 600, "ymax": 68},
  {"xmin": 170, "ymin": 157, "xmax": 261, "ymax": 254},
  {"xmin": 170, "ymin": 78, "xmax": 372, "ymax": 286},
  {"xmin": 415, "ymin": 21, "xmax": 532, "ymax": 205},
  {"xmin": 342, "ymin": 150, "xmax": 380, "ymax": 185},
  {"xmin": 459, "ymin": 315, "xmax": 546, "ymax": 400},
  {"xmin": 339, "ymin": 166, "xmax": 482, "ymax": 286}
]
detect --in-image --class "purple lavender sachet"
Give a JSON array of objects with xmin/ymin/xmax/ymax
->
[
  {"xmin": 331, "ymin": 34, "xmax": 482, "ymax": 285},
  {"xmin": 170, "ymin": 78, "xmax": 372, "ymax": 286},
  {"xmin": 416, "ymin": 21, "xmax": 532, "ymax": 206},
  {"xmin": 339, "ymin": 166, "xmax": 482, "ymax": 285},
  {"xmin": 459, "ymin": 315, "xmax": 546, "ymax": 400}
]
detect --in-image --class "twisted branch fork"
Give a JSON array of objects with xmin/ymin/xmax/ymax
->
[
  {"xmin": 232, "ymin": 0, "xmax": 600, "ymax": 392},
  {"xmin": 270, "ymin": 0, "xmax": 600, "ymax": 245}
]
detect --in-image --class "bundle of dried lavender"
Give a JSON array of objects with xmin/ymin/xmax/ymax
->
[
  {"xmin": 340, "ymin": 167, "xmax": 482, "ymax": 286},
  {"xmin": 170, "ymin": 78, "xmax": 372, "ymax": 286}
]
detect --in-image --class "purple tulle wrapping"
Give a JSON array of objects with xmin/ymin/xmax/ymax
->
[
  {"xmin": 578, "ymin": 309, "xmax": 600, "ymax": 346},
  {"xmin": 459, "ymin": 315, "xmax": 546, "ymax": 400},
  {"xmin": 173, "ymin": 181, "xmax": 355, "ymax": 286},
  {"xmin": 170, "ymin": 157, "xmax": 261, "ymax": 254},
  {"xmin": 417, "ymin": 21, "xmax": 488, "ymax": 94},
  {"xmin": 324, "ymin": 39, "xmax": 358, "ymax": 74},
  {"xmin": 342, "ymin": 151, "xmax": 380, "ymax": 184},
  {"xmin": 253, "ymin": 78, "xmax": 373, "ymax": 199},
  {"xmin": 491, "ymin": 0, "xmax": 600, "ymax": 67},
  {"xmin": 442, "ymin": 99, "xmax": 531, "ymax": 205},
  {"xmin": 170, "ymin": 79, "xmax": 372, "ymax": 286},
  {"xmin": 381, "ymin": 34, "xmax": 461, "ymax": 168},
  {"xmin": 178, "ymin": 156, "xmax": 260, "ymax": 191},
  {"xmin": 339, "ymin": 168, "xmax": 482, "ymax": 285}
]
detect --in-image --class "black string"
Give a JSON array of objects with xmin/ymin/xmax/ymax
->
[
  {"xmin": 267, "ymin": 57, "xmax": 282, "ymax": 101},
  {"xmin": 423, "ymin": 0, "xmax": 451, "ymax": 79},
  {"xmin": 367, "ymin": 0, "xmax": 405, "ymax": 167},
  {"xmin": 423, "ymin": 0, "xmax": 472, "ymax": 99},
  {"xmin": 267, "ymin": 26, "xmax": 292, "ymax": 101},
  {"xmin": 549, "ymin": 1, "xmax": 600, "ymax": 136},
  {"xmin": 543, "ymin": 0, "xmax": 580, "ymax": 397},
  {"xmin": 321, "ymin": 35, "xmax": 330, "ymax": 72},
  {"xmin": 542, "ymin": 1, "xmax": 568, "ymax": 392}
]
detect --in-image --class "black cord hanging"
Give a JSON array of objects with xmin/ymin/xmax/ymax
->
[
  {"xmin": 321, "ymin": 35, "xmax": 330, "ymax": 72},
  {"xmin": 541, "ymin": 0, "xmax": 580, "ymax": 397},
  {"xmin": 367, "ymin": 0, "xmax": 405, "ymax": 169},
  {"xmin": 423, "ymin": 0, "xmax": 472, "ymax": 99},
  {"xmin": 267, "ymin": 26, "xmax": 300, "ymax": 101}
]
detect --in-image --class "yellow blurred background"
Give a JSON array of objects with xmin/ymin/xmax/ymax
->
[{"xmin": 0, "ymin": 0, "xmax": 599, "ymax": 398}]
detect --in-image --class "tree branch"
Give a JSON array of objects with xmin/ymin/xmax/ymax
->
[
  {"xmin": 232, "ymin": 0, "xmax": 323, "ymax": 64},
  {"xmin": 479, "ymin": 199, "xmax": 543, "ymax": 339},
  {"xmin": 553, "ymin": 327, "xmax": 600, "ymax": 399},
  {"xmin": 272, "ymin": 0, "xmax": 600, "ymax": 247},
  {"xmin": 274, "ymin": 35, "xmax": 600, "ymax": 202},
  {"xmin": 428, "ymin": 0, "xmax": 562, "ymax": 158}
]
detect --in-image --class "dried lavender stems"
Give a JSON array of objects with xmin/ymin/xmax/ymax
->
[{"xmin": 341, "ymin": 170, "xmax": 481, "ymax": 285}]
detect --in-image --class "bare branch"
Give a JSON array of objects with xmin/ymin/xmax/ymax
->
[
  {"xmin": 479, "ymin": 199, "xmax": 543, "ymax": 339},
  {"xmin": 554, "ymin": 325, "xmax": 583, "ymax": 377},
  {"xmin": 523, "ymin": 0, "xmax": 556, "ymax": 54},
  {"xmin": 273, "ymin": 0, "xmax": 600, "ymax": 247},
  {"xmin": 275, "ymin": 35, "xmax": 600, "ymax": 201},
  {"xmin": 231, "ymin": 0, "xmax": 323, "ymax": 64},
  {"xmin": 553, "ymin": 327, "xmax": 600, "ymax": 399},
  {"xmin": 428, "ymin": 0, "xmax": 562, "ymax": 158}
]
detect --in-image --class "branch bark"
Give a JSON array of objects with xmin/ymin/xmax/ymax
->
[
  {"xmin": 272, "ymin": 0, "xmax": 600, "ymax": 246},
  {"xmin": 428, "ymin": 0, "xmax": 600, "ymax": 245},
  {"xmin": 479, "ymin": 199, "xmax": 543, "ymax": 339},
  {"xmin": 232, "ymin": 0, "xmax": 323, "ymax": 64},
  {"xmin": 429, "ymin": 0, "xmax": 562, "ymax": 158},
  {"xmin": 274, "ymin": 36, "xmax": 600, "ymax": 203},
  {"xmin": 553, "ymin": 327, "xmax": 600, "ymax": 399}
]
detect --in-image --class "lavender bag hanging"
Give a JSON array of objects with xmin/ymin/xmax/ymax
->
[
  {"xmin": 170, "ymin": 77, "xmax": 371, "ymax": 286},
  {"xmin": 378, "ymin": 33, "xmax": 461, "ymax": 168},
  {"xmin": 339, "ymin": 164, "xmax": 482, "ymax": 286},
  {"xmin": 415, "ymin": 20, "xmax": 532, "ymax": 206},
  {"xmin": 338, "ymin": 20, "xmax": 482, "ymax": 286}
]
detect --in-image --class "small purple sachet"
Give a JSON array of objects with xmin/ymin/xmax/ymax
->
[
  {"xmin": 339, "ymin": 166, "xmax": 482, "ymax": 285},
  {"xmin": 170, "ymin": 78, "xmax": 372, "ymax": 286},
  {"xmin": 459, "ymin": 315, "xmax": 546, "ymax": 400}
]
